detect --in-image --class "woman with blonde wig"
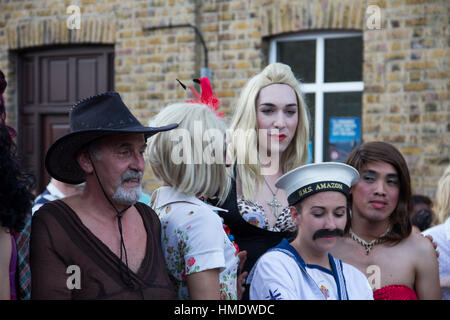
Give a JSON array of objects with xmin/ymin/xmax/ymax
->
[
  {"xmin": 147, "ymin": 101, "xmax": 240, "ymax": 300},
  {"xmin": 423, "ymin": 165, "xmax": 450, "ymax": 299},
  {"xmin": 214, "ymin": 63, "xmax": 310, "ymax": 298}
]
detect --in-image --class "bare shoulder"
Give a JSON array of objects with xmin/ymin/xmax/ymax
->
[
  {"xmin": 0, "ymin": 227, "xmax": 12, "ymax": 265},
  {"xmin": 0, "ymin": 227, "xmax": 11, "ymax": 242},
  {"xmin": 403, "ymin": 232, "xmax": 441, "ymax": 299},
  {"xmin": 402, "ymin": 231, "xmax": 436, "ymax": 259}
]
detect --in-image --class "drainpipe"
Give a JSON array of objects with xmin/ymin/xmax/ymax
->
[{"xmin": 142, "ymin": 23, "xmax": 211, "ymax": 79}]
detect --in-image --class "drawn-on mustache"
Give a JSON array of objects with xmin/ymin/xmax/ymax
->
[{"xmin": 312, "ymin": 228, "xmax": 345, "ymax": 240}]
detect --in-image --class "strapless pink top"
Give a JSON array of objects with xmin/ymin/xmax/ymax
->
[{"xmin": 373, "ymin": 285, "xmax": 418, "ymax": 300}]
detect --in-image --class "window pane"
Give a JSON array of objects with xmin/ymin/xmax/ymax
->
[
  {"xmin": 323, "ymin": 92, "xmax": 362, "ymax": 162},
  {"xmin": 304, "ymin": 93, "xmax": 315, "ymax": 163},
  {"xmin": 277, "ymin": 40, "xmax": 316, "ymax": 83},
  {"xmin": 324, "ymin": 37, "xmax": 362, "ymax": 82}
]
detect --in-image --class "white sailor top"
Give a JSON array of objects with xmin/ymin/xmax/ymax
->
[{"xmin": 248, "ymin": 238, "xmax": 373, "ymax": 300}]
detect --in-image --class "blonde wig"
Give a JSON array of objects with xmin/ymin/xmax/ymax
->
[
  {"xmin": 434, "ymin": 165, "xmax": 450, "ymax": 224},
  {"xmin": 147, "ymin": 102, "xmax": 231, "ymax": 204},
  {"xmin": 229, "ymin": 63, "xmax": 310, "ymax": 200}
]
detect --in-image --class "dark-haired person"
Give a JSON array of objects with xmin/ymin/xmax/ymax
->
[
  {"xmin": 411, "ymin": 194, "xmax": 435, "ymax": 232},
  {"xmin": 330, "ymin": 141, "xmax": 441, "ymax": 300},
  {"xmin": 0, "ymin": 70, "xmax": 34, "ymax": 300}
]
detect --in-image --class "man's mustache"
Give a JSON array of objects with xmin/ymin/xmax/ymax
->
[
  {"xmin": 120, "ymin": 170, "xmax": 143, "ymax": 184},
  {"xmin": 312, "ymin": 228, "xmax": 344, "ymax": 240}
]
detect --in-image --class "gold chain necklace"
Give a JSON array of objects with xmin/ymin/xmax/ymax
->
[{"xmin": 349, "ymin": 226, "xmax": 391, "ymax": 255}]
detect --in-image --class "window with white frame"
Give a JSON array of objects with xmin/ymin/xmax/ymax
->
[{"xmin": 269, "ymin": 32, "xmax": 363, "ymax": 163}]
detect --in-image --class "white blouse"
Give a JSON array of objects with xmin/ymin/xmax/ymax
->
[
  {"xmin": 423, "ymin": 217, "xmax": 450, "ymax": 300},
  {"xmin": 151, "ymin": 186, "xmax": 239, "ymax": 300}
]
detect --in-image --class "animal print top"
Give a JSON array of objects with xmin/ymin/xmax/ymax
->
[{"xmin": 237, "ymin": 196, "xmax": 297, "ymax": 233}]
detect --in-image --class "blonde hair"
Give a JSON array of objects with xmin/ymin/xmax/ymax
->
[
  {"xmin": 228, "ymin": 62, "xmax": 310, "ymax": 200},
  {"xmin": 147, "ymin": 102, "xmax": 231, "ymax": 204},
  {"xmin": 434, "ymin": 165, "xmax": 450, "ymax": 224}
]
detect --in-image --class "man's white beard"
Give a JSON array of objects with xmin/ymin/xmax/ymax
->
[
  {"xmin": 112, "ymin": 184, "xmax": 142, "ymax": 205},
  {"xmin": 112, "ymin": 170, "xmax": 143, "ymax": 205}
]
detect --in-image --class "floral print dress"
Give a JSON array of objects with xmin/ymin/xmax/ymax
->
[{"xmin": 151, "ymin": 186, "xmax": 239, "ymax": 300}]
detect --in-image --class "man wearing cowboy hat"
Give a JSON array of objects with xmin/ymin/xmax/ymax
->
[{"xmin": 30, "ymin": 92, "xmax": 177, "ymax": 299}]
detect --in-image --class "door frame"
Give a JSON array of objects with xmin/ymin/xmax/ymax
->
[{"xmin": 16, "ymin": 44, "xmax": 114, "ymax": 192}]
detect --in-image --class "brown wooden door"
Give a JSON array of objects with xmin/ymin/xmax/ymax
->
[{"xmin": 17, "ymin": 45, "xmax": 114, "ymax": 192}]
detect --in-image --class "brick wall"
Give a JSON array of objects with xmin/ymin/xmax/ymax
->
[
  {"xmin": 362, "ymin": 0, "xmax": 449, "ymax": 197},
  {"xmin": 0, "ymin": 0, "xmax": 448, "ymax": 199}
]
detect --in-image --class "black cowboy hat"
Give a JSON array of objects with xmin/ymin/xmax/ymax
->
[{"xmin": 45, "ymin": 91, "xmax": 178, "ymax": 184}]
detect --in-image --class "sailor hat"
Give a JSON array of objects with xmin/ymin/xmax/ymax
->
[{"xmin": 275, "ymin": 162, "xmax": 360, "ymax": 206}]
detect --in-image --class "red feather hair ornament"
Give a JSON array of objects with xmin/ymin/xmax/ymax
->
[{"xmin": 177, "ymin": 77, "xmax": 224, "ymax": 118}]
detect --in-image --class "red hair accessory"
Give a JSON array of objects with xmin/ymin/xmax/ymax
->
[{"xmin": 176, "ymin": 77, "xmax": 224, "ymax": 118}]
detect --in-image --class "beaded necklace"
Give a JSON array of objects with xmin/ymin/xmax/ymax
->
[{"xmin": 349, "ymin": 226, "xmax": 391, "ymax": 255}]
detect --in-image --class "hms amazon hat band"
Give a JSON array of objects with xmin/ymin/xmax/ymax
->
[{"xmin": 287, "ymin": 180, "xmax": 350, "ymax": 206}]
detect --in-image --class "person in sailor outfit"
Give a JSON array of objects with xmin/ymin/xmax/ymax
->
[{"xmin": 248, "ymin": 162, "xmax": 373, "ymax": 300}]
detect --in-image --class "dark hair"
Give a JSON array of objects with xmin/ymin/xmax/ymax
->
[
  {"xmin": 0, "ymin": 123, "xmax": 35, "ymax": 232},
  {"xmin": 411, "ymin": 209, "xmax": 433, "ymax": 232},
  {"xmin": 412, "ymin": 194, "xmax": 432, "ymax": 206},
  {"xmin": 411, "ymin": 194, "xmax": 434, "ymax": 231},
  {"xmin": 346, "ymin": 141, "xmax": 412, "ymax": 244},
  {"xmin": 0, "ymin": 71, "xmax": 35, "ymax": 232}
]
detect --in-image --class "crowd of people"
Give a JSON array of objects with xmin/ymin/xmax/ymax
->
[{"xmin": 0, "ymin": 64, "xmax": 448, "ymax": 300}]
